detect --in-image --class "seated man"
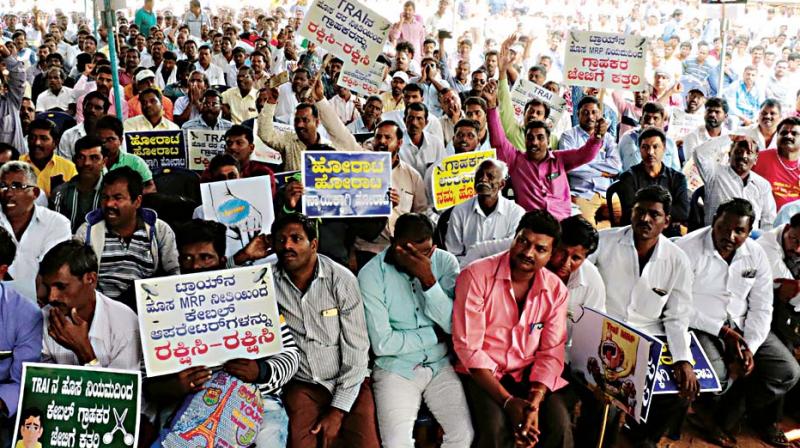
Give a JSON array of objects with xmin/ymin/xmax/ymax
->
[
  {"xmin": 615, "ymin": 127, "xmax": 689, "ymax": 233},
  {"xmin": 94, "ymin": 115, "xmax": 156, "ymax": 193},
  {"xmin": 271, "ymin": 214, "xmax": 380, "ymax": 448},
  {"xmin": 453, "ymin": 210, "xmax": 572, "ymax": 448},
  {"xmin": 20, "ymin": 118, "xmax": 77, "ymax": 198},
  {"xmin": 75, "ymin": 167, "xmax": 179, "ymax": 305},
  {"xmin": 446, "ymin": 158, "xmax": 524, "ymax": 265},
  {"xmin": 0, "ymin": 161, "xmax": 71, "ymax": 300},
  {"xmin": 482, "ymin": 81, "xmax": 608, "ymax": 219},
  {"xmin": 50, "ymin": 136, "xmax": 106, "ymax": 232},
  {"xmin": 39, "ymin": 239, "xmax": 142, "ymax": 369},
  {"xmin": 618, "ymin": 101, "xmax": 681, "ymax": 171},
  {"xmin": 590, "ymin": 185, "xmax": 697, "ymax": 447},
  {"xmin": 145, "ymin": 219, "xmax": 299, "ymax": 446},
  {"xmin": 676, "ymin": 199, "xmax": 800, "ymax": 447},
  {"xmin": 694, "ymin": 135, "xmax": 775, "ymax": 229},
  {"xmin": 0, "ymin": 226, "xmax": 42, "ymax": 447},
  {"xmin": 399, "ymin": 102, "xmax": 448, "ymax": 177},
  {"xmin": 359, "ymin": 213, "xmax": 474, "ymax": 447}
]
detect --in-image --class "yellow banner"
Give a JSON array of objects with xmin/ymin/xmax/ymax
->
[{"xmin": 431, "ymin": 149, "xmax": 496, "ymax": 211}]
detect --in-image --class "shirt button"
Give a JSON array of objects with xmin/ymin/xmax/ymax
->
[{"xmin": 416, "ymin": 307, "xmax": 420, "ymax": 311}]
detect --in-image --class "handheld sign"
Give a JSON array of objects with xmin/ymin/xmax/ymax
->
[
  {"xmin": 201, "ymin": 176, "xmax": 274, "ymax": 256},
  {"xmin": 187, "ymin": 129, "xmax": 227, "ymax": 171},
  {"xmin": 564, "ymin": 31, "xmax": 648, "ymax": 91},
  {"xmin": 652, "ymin": 333, "xmax": 722, "ymax": 395},
  {"xmin": 12, "ymin": 363, "xmax": 141, "ymax": 448},
  {"xmin": 431, "ymin": 150, "xmax": 496, "ymax": 211},
  {"xmin": 302, "ymin": 151, "xmax": 392, "ymax": 218},
  {"xmin": 125, "ymin": 130, "xmax": 186, "ymax": 172},
  {"xmin": 135, "ymin": 265, "xmax": 283, "ymax": 377},
  {"xmin": 510, "ymin": 78, "xmax": 567, "ymax": 125}
]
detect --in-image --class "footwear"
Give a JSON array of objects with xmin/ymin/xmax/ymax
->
[
  {"xmin": 686, "ymin": 414, "xmax": 737, "ymax": 448},
  {"xmin": 756, "ymin": 423, "xmax": 792, "ymax": 447}
]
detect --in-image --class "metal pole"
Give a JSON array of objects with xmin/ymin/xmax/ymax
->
[
  {"xmin": 717, "ymin": 5, "xmax": 728, "ymax": 96},
  {"xmin": 103, "ymin": 2, "xmax": 124, "ymax": 120},
  {"xmin": 93, "ymin": 0, "xmax": 99, "ymax": 41}
]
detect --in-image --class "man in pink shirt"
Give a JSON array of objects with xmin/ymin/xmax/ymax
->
[
  {"xmin": 388, "ymin": 1, "xmax": 426, "ymax": 63},
  {"xmin": 483, "ymin": 81, "xmax": 606, "ymax": 220},
  {"xmin": 753, "ymin": 117, "xmax": 800, "ymax": 211},
  {"xmin": 453, "ymin": 210, "xmax": 571, "ymax": 448}
]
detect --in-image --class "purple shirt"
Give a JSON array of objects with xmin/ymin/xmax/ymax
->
[
  {"xmin": 488, "ymin": 108, "xmax": 602, "ymax": 220},
  {"xmin": 0, "ymin": 283, "xmax": 42, "ymax": 417},
  {"xmin": 389, "ymin": 17, "xmax": 426, "ymax": 63}
]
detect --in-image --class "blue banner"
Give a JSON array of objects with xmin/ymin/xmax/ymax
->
[
  {"xmin": 302, "ymin": 151, "xmax": 392, "ymax": 218},
  {"xmin": 652, "ymin": 332, "xmax": 722, "ymax": 395}
]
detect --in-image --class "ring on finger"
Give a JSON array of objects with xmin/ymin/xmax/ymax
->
[{"xmin": 190, "ymin": 381, "xmax": 195, "ymax": 388}]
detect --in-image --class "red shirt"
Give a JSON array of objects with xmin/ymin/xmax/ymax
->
[
  {"xmin": 453, "ymin": 251, "xmax": 569, "ymax": 391},
  {"xmin": 752, "ymin": 149, "xmax": 800, "ymax": 211}
]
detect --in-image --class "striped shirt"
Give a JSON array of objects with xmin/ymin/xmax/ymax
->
[
  {"xmin": 273, "ymin": 254, "xmax": 370, "ymax": 412},
  {"xmin": 97, "ymin": 225, "xmax": 156, "ymax": 300},
  {"xmin": 256, "ymin": 318, "xmax": 300, "ymax": 398}
]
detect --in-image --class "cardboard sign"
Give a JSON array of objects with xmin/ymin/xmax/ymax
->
[
  {"xmin": 431, "ymin": 150, "xmax": 496, "ymax": 211},
  {"xmin": 12, "ymin": 363, "xmax": 141, "ymax": 448},
  {"xmin": 510, "ymin": 78, "xmax": 567, "ymax": 125},
  {"xmin": 135, "ymin": 265, "xmax": 283, "ymax": 377},
  {"xmin": 652, "ymin": 333, "xmax": 722, "ymax": 394},
  {"xmin": 338, "ymin": 61, "xmax": 385, "ymax": 97},
  {"xmin": 125, "ymin": 130, "xmax": 186, "ymax": 171},
  {"xmin": 564, "ymin": 31, "xmax": 648, "ymax": 91},
  {"xmin": 302, "ymin": 151, "xmax": 392, "ymax": 218},
  {"xmin": 201, "ymin": 176, "xmax": 274, "ymax": 256},
  {"xmin": 666, "ymin": 109, "xmax": 705, "ymax": 141},
  {"xmin": 569, "ymin": 307, "xmax": 662, "ymax": 422},
  {"xmin": 187, "ymin": 129, "xmax": 227, "ymax": 171}
]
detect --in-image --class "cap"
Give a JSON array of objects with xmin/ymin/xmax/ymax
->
[
  {"xmin": 653, "ymin": 67, "xmax": 672, "ymax": 78},
  {"xmin": 392, "ymin": 71, "xmax": 409, "ymax": 83},
  {"xmin": 510, "ymin": 44, "xmax": 523, "ymax": 54},
  {"xmin": 135, "ymin": 69, "xmax": 156, "ymax": 83}
]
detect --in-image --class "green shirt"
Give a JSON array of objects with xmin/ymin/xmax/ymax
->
[
  {"xmin": 110, "ymin": 151, "xmax": 154, "ymax": 183},
  {"xmin": 498, "ymin": 78, "xmax": 559, "ymax": 151},
  {"xmin": 134, "ymin": 8, "xmax": 156, "ymax": 37}
]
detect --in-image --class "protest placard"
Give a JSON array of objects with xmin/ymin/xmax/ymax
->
[
  {"xmin": 431, "ymin": 150, "xmax": 496, "ymax": 211},
  {"xmin": 302, "ymin": 151, "xmax": 392, "ymax": 218},
  {"xmin": 125, "ymin": 130, "xmax": 186, "ymax": 172},
  {"xmin": 338, "ymin": 61, "xmax": 385, "ymax": 97},
  {"xmin": 299, "ymin": 0, "xmax": 391, "ymax": 70},
  {"xmin": 135, "ymin": 265, "xmax": 283, "ymax": 377},
  {"xmin": 201, "ymin": 176, "xmax": 274, "ymax": 257},
  {"xmin": 275, "ymin": 170, "xmax": 301, "ymax": 190},
  {"xmin": 667, "ymin": 109, "xmax": 705, "ymax": 141},
  {"xmin": 12, "ymin": 363, "xmax": 140, "ymax": 448},
  {"xmin": 510, "ymin": 78, "xmax": 567, "ymax": 124},
  {"xmin": 157, "ymin": 371, "xmax": 264, "ymax": 447},
  {"xmin": 187, "ymin": 129, "xmax": 227, "ymax": 171},
  {"xmin": 569, "ymin": 307, "xmax": 662, "ymax": 422},
  {"xmin": 652, "ymin": 333, "xmax": 722, "ymax": 394},
  {"xmin": 251, "ymin": 121, "xmax": 286, "ymax": 165},
  {"xmin": 563, "ymin": 31, "xmax": 648, "ymax": 91}
]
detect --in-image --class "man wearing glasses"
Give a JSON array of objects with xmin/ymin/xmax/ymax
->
[
  {"xmin": 0, "ymin": 161, "xmax": 70, "ymax": 300},
  {"xmin": 94, "ymin": 116, "xmax": 156, "ymax": 194},
  {"xmin": 753, "ymin": 117, "xmax": 800, "ymax": 210}
]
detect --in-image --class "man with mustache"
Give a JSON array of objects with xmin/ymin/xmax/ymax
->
[
  {"xmin": 615, "ymin": 127, "xmax": 689, "ymax": 233},
  {"xmin": 75, "ymin": 167, "xmax": 179, "ymax": 305},
  {"xmin": 740, "ymin": 99, "xmax": 781, "ymax": 150},
  {"xmin": 618, "ymin": 102, "xmax": 681, "ymax": 172},
  {"xmin": 438, "ymin": 88, "xmax": 462, "ymax": 146},
  {"xmin": 446, "ymin": 158, "xmax": 524, "ymax": 266},
  {"xmin": 347, "ymin": 96, "xmax": 383, "ymax": 135},
  {"xmin": 380, "ymin": 72, "xmax": 408, "ymax": 114},
  {"xmin": 482, "ymin": 82, "xmax": 607, "ymax": 220},
  {"xmin": 677, "ymin": 199, "xmax": 799, "ymax": 447},
  {"xmin": 453, "ymin": 210, "xmax": 573, "ymax": 448},
  {"xmin": 590, "ymin": 185, "xmax": 697, "ymax": 447},
  {"xmin": 20, "ymin": 118, "xmax": 77, "ymax": 198},
  {"xmin": 695, "ymin": 136, "xmax": 775, "ymax": 229},
  {"xmin": 399, "ymin": 102, "xmax": 447, "ymax": 177},
  {"xmin": 753, "ymin": 117, "xmax": 800, "ymax": 210},
  {"xmin": 271, "ymin": 213, "xmax": 380, "ymax": 448},
  {"xmin": 682, "ymin": 97, "xmax": 730, "ymax": 164}
]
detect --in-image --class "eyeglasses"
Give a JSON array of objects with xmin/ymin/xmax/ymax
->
[{"xmin": 0, "ymin": 182, "xmax": 36, "ymax": 192}]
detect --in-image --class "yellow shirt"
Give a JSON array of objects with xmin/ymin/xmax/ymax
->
[
  {"xmin": 380, "ymin": 92, "xmax": 404, "ymax": 113},
  {"xmin": 122, "ymin": 115, "xmax": 180, "ymax": 132},
  {"xmin": 221, "ymin": 87, "xmax": 258, "ymax": 125},
  {"xmin": 20, "ymin": 154, "xmax": 77, "ymax": 197}
]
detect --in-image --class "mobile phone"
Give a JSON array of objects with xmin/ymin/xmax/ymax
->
[{"xmin": 438, "ymin": 29, "xmax": 452, "ymax": 39}]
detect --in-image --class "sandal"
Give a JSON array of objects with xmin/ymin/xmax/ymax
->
[
  {"xmin": 756, "ymin": 423, "xmax": 792, "ymax": 447},
  {"xmin": 687, "ymin": 414, "xmax": 737, "ymax": 448}
]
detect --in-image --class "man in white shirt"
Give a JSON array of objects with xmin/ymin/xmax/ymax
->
[
  {"xmin": 682, "ymin": 97, "xmax": 731, "ymax": 163},
  {"xmin": 39, "ymin": 239, "xmax": 141, "ymax": 370},
  {"xmin": 445, "ymin": 158, "xmax": 524, "ymax": 265},
  {"xmin": 399, "ymin": 103, "xmax": 448, "ymax": 177},
  {"xmin": 676, "ymin": 198, "xmax": 800, "ymax": 447},
  {"xmin": 589, "ymin": 185, "xmax": 698, "ymax": 447},
  {"xmin": 0, "ymin": 161, "xmax": 71, "ymax": 299},
  {"xmin": 35, "ymin": 67, "xmax": 75, "ymax": 113},
  {"xmin": 382, "ymin": 83, "xmax": 444, "ymax": 141},
  {"xmin": 194, "ymin": 45, "xmax": 225, "ymax": 86},
  {"xmin": 274, "ymin": 68, "xmax": 311, "ymax": 124}
]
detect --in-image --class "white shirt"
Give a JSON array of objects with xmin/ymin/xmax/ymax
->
[
  {"xmin": 274, "ymin": 82, "xmax": 299, "ymax": 125},
  {"xmin": 195, "ymin": 61, "xmax": 226, "ymax": 86},
  {"xmin": 0, "ymin": 205, "xmax": 71, "ymax": 300},
  {"xmin": 58, "ymin": 122, "xmax": 87, "ymax": 160},
  {"xmin": 399, "ymin": 130, "xmax": 448, "ymax": 177},
  {"xmin": 445, "ymin": 195, "xmax": 525, "ymax": 264},
  {"xmin": 42, "ymin": 291, "xmax": 142, "ymax": 369},
  {"xmin": 330, "ymin": 95, "xmax": 358, "ymax": 125},
  {"xmin": 682, "ymin": 126, "xmax": 730, "ymax": 162},
  {"xmin": 35, "ymin": 86, "xmax": 75, "ymax": 112},
  {"xmin": 675, "ymin": 227, "xmax": 773, "ymax": 352},
  {"xmin": 589, "ymin": 226, "xmax": 693, "ymax": 362},
  {"xmin": 694, "ymin": 139, "xmax": 776, "ymax": 229},
  {"xmin": 757, "ymin": 224, "xmax": 794, "ymax": 281},
  {"xmin": 381, "ymin": 109, "xmax": 444, "ymax": 142},
  {"xmin": 739, "ymin": 124, "xmax": 778, "ymax": 151}
]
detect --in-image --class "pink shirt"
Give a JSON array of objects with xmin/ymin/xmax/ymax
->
[
  {"xmin": 453, "ymin": 251, "xmax": 569, "ymax": 391},
  {"xmin": 489, "ymin": 108, "xmax": 602, "ymax": 220},
  {"xmin": 752, "ymin": 149, "xmax": 800, "ymax": 211},
  {"xmin": 389, "ymin": 16, "xmax": 426, "ymax": 62}
]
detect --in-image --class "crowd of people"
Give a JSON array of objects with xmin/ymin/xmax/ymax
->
[{"xmin": 3, "ymin": 0, "xmax": 800, "ymax": 447}]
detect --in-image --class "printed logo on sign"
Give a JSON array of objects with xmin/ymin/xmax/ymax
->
[
  {"xmin": 203, "ymin": 387, "xmax": 222, "ymax": 406},
  {"xmin": 217, "ymin": 199, "xmax": 250, "ymax": 225}
]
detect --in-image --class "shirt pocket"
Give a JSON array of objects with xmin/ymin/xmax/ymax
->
[
  {"xmin": 728, "ymin": 274, "xmax": 756, "ymax": 299},
  {"xmin": 308, "ymin": 302, "xmax": 342, "ymax": 347},
  {"xmin": 632, "ymin": 284, "xmax": 670, "ymax": 322}
]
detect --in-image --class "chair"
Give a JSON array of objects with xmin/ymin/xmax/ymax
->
[
  {"xmin": 142, "ymin": 193, "xmax": 199, "ymax": 231},
  {"xmin": 153, "ymin": 167, "xmax": 202, "ymax": 204},
  {"xmin": 36, "ymin": 111, "xmax": 76, "ymax": 137},
  {"xmin": 687, "ymin": 186, "xmax": 706, "ymax": 232},
  {"xmin": 433, "ymin": 207, "xmax": 454, "ymax": 250},
  {"xmin": 605, "ymin": 181, "xmax": 624, "ymax": 227}
]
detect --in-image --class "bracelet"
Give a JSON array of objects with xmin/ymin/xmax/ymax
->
[{"xmin": 502, "ymin": 395, "xmax": 514, "ymax": 409}]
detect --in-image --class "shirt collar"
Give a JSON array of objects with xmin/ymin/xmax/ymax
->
[
  {"xmin": 471, "ymin": 195, "xmax": 505, "ymax": 217},
  {"xmin": 621, "ymin": 226, "xmax": 668, "ymax": 261},
  {"xmin": 496, "ymin": 251, "xmax": 547, "ymax": 295},
  {"xmin": 701, "ymin": 226, "xmax": 751, "ymax": 260},
  {"xmin": 87, "ymin": 290, "xmax": 106, "ymax": 340},
  {"xmin": 567, "ymin": 262, "xmax": 587, "ymax": 289}
]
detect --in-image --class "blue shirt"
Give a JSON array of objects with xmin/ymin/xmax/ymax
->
[
  {"xmin": 618, "ymin": 128, "xmax": 681, "ymax": 172},
  {"xmin": 774, "ymin": 199, "xmax": 800, "ymax": 227},
  {"xmin": 0, "ymin": 283, "xmax": 42, "ymax": 417},
  {"xmin": 558, "ymin": 126, "xmax": 621, "ymax": 198},
  {"xmin": 724, "ymin": 80, "xmax": 764, "ymax": 121},
  {"xmin": 358, "ymin": 248, "xmax": 459, "ymax": 380}
]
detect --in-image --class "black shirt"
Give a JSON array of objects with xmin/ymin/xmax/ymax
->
[{"xmin": 616, "ymin": 162, "xmax": 690, "ymax": 226}]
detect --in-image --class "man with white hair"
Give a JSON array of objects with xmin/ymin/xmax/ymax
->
[{"xmin": 446, "ymin": 158, "xmax": 524, "ymax": 266}]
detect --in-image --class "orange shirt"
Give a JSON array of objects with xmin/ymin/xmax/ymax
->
[{"xmin": 127, "ymin": 95, "xmax": 174, "ymax": 121}]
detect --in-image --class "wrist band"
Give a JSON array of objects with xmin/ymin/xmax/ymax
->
[{"xmin": 502, "ymin": 395, "xmax": 514, "ymax": 409}]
